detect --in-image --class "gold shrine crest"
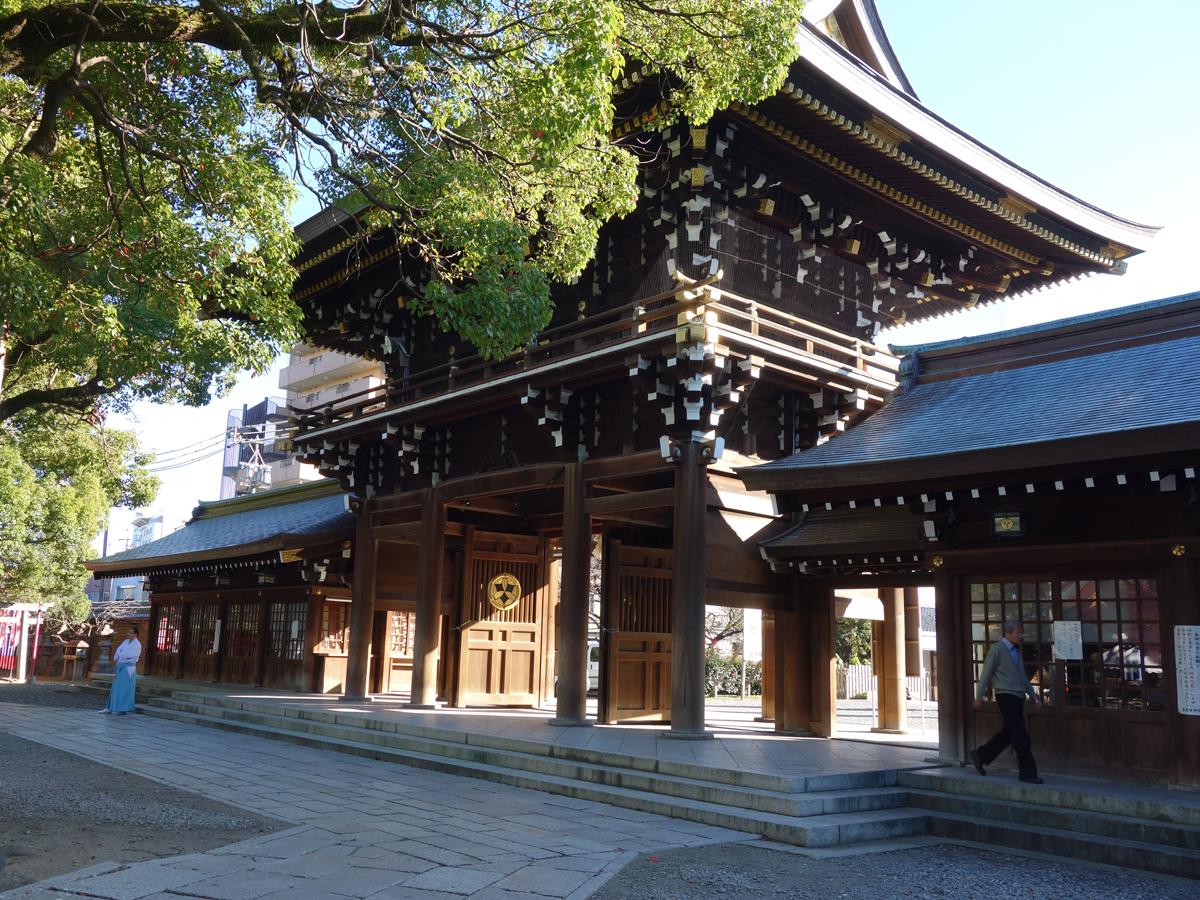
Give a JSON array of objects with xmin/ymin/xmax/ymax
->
[{"xmin": 487, "ymin": 573, "xmax": 522, "ymax": 611}]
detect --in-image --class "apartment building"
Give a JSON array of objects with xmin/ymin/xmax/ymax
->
[{"xmin": 270, "ymin": 343, "xmax": 385, "ymax": 489}]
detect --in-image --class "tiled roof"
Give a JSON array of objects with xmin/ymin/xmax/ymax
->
[
  {"xmin": 89, "ymin": 481, "xmax": 353, "ymax": 573},
  {"xmin": 748, "ymin": 324, "xmax": 1200, "ymax": 476}
]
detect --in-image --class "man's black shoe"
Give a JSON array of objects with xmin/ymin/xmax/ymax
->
[
  {"xmin": 1019, "ymin": 776, "xmax": 1045, "ymax": 784},
  {"xmin": 969, "ymin": 750, "xmax": 986, "ymax": 776}
]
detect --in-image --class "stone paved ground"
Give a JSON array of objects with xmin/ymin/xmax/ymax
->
[{"xmin": 0, "ymin": 703, "xmax": 746, "ymax": 899}]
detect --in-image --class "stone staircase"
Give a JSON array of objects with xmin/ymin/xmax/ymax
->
[{"xmin": 89, "ymin": 679, "xmax": 1200, "ymax": 877}]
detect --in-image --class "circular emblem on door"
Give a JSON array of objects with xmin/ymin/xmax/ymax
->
[{"xmin": 487, "ymin": 573, "xmax": 522, "ymax": 611}]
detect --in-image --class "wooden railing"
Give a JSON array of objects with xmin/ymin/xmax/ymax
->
[{"xmin": 293, "ymin": 273, "xmax": 900, "ymax": 436}]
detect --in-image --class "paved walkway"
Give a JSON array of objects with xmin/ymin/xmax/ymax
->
[
  {"xmin": 0, "ymin": 703, "xmax": 749, "ymax": 899},
  {"xmin": 107, "ymin": 681, "xmax": 932, "ymax": 783}
]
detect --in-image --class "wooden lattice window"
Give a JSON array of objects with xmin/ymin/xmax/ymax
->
[
  {"xmin": 186, "ymin": 603, "xmax": 219, "ymax": 656},
  {"xmin": 969, "ymin": 582, "xmax": 1053, "ymax": 703},
  {"xmin": 154, "ymin": 605, "xmax": 182, "ymax": 653},
  {"xmin": 319, "ymin": 601, "xmax": 350, "ymax": 653},
  {"xmin": 1061, "ymin": 577, "xmax": 1163, "ymax": 711},
  {"xmin": 267, "ymin": 601, "xmax": 306, "ymax": 662},
  {"xmin": 225, "ymin": 603, "xmax": 260, "ymax": 659}
]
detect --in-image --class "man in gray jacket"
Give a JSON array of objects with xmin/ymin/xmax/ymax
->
[{"xmin": 970, "ymin": 620, "xmax": 1043, "ymax": 784}]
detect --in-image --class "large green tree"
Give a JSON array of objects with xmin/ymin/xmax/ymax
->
[
  {"xmin": 0, "ymin": 410, "xmax": 156, "ymax": 624},
  {"xmin": 0, "ymin": 0, "xmax": 805, "ymax": 418}
]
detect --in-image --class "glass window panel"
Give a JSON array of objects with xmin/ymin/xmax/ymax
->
[
  {"xmin": 971, "ymin": 603, "xmax": 985, "ymax": 622},
  {"xmin": 1082, "ymin": 622, "xmax": 1099, "ymax": 643},
  {"xmin": 1139, "ymin": 578, "xmax": 1157, "ymax": 598},
  {"xmin": 1098, "ymin": 579, "xmax": 1117, "ymax": 599},
  {"xmin": 1142, "ymin": 601, "xmax": 1159, "ymax": 623},
  {"xmin": 1004, "ymin": 583, "xmax": 1020, "ymax": 604},
  {"xmin": 1062, "ymin": 601, "xmax": 1079, "ymax": 621},
  {"xmin": 1122, "ymin": 624, "xmax": 1142, "ymax": 643},
  {"xmin": 1038, "ymin": 582, "xmax": 1052, "ymax": 602},
  {"xmin": 1119, "ymin": 600, "xmax": 1139, "ymax": 621},
  {"xmin": 972, "ymin": 623, "xmax": 986, "ymax": 641},
  {"xmin": 1039, "ymin": 602, "xmax": 1053, "ymax": 621},
  {"xmin": 1144, "ymin": 624, "xmax": 1160, "ymax": 644},
  {"xmin": 1079, "ymin": 580, "xmax": 1097, "ymax": 600},
  {"xmin": 1101, "ymin": 623, "xmax": 1120, "ymax": 642},
  {"xmin": 1143, "ymin": 645, "xmax": 1161, "ymax": 667},
  {"xmin": 1100, "ymin": 601, "xmax": 1117, "ymax": 621},
  {"xmin": 1080, "ymin": 600, "xmax": 1098, "ymax": 620},
  {"xmin": 987, "ymin": 583, "xmax": 1001, "ymax": 602},
  {"xmin": 1021, "ymin": 583, "xmax": 1037, "ymax": 601},
  {"xmin": 1061, "ymin": 580, "xmax": 1077, "ymax": 600},
  {"xmin": 1039, "ymin": 623, "xmax": 1053, "ymax": 642},
  {"xmin": 1119, "ymin": 579, "xmax": 1137, "ymax": 599},
  {"xmin": 1022, "ymin": 601, "xmax": 1038, "ymax": 623},
  {"xmin": 971, "ymin": 583, "xmax": 984, "ymax": 602},
  {"xmin": 987, "ymin": 623, "xmax": 1001, "ymax": 641}
]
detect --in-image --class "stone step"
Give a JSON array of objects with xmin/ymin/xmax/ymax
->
[
  {"xmin": 928, "ymin": 813, "xmax": 1200, "ymax": 881},
  {"xmin": 158, "ymin": 690, "xmax": 896, "ymax": 794},
  {"xmin": 139, "ymin": 702, "xmax": 929, "ymax": 849},
  {"xmin": 899, "ymin": 768, "xmax": 1200, "ymax": 828},
  {"xmin": 145, "ymin": 695, "xmax": 908, "ymax": 818},
  {"xmin": 908, "ymin": 789, "xmax": 1200, "ymax": 853}
]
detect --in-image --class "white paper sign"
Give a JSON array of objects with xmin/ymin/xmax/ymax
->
[
  {"xmin": 212, "ymin": 619, "xmax": 222, "ymax": 654},
  {"xmin": 291, "ymin": 619, "xmax": 301, "ymax": 640},
  {"xmin": 1177, "ymin": 625, "xmax": 1200, "ymax": 716},
  {"xmin": 1053, "ymin": 620, "xmax": 1083, "ymax": 660}
]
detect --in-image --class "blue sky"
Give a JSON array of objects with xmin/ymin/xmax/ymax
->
[{"xmin": 102, "ymin": 1, "xmax": 1200, "ymax": 545}]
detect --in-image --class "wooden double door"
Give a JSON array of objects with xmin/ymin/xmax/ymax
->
[
  {"xmin": 599, "ymin": 541, "xmax": 673, "ymax": 723},
  {"xmin": 454, "ymin": 531, "xmax": 549, "ymax": 707}
]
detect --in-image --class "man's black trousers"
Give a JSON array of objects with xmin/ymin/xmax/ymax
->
[{"xmin": 976, "ymin": 692, "xmax": 1038, "ymax": 779}]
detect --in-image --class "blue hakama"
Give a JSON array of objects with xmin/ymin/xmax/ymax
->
[{"xmin": 104, "ymin": 662, "xmax": 137, "ymax": 713}]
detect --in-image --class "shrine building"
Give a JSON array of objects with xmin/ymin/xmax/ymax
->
[{"xmin": 85, "ymin": 2, "xmax": 1198, "ymax": 786}]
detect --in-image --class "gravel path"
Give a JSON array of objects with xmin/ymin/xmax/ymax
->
[
  {"xmin": 594, "ymin": 841, "xmax": 1196, "ymax": 899},
  {"xmin": 0, "ymin": 685, "xmax": 281, "ymax": 893},
  {"xmin": 0, "ymin": 682, "xmax": 103, "ymax": 710}
]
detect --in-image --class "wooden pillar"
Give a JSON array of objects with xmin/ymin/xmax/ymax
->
[
  {"xmin": 343, "ymin": 498, "xmax": 377, "ymax": 701},
  {"xmin": 773, "ymin": 605, "xmax": 811, "ymax": 735},
  {"xmin": 904, "ymin": 587, "xmax": 922, "ymax": 677},
  {"xmin": 302, "ymin": 592, "xmax": 323, "ymax": 693},
  {"xmin": 254, "ymin": 596, "xmax": 270, "ymax": 687},
  {"xmin": 1166, "ymin": 556, "xmax": 1200, "ymax": 786},
  {"xmin": 808, "ymin": 585, "xmax": 837, "ymax": 737},
  {"xmin": 669, "ymin": 441, "xmax": 709, "ymax": 738},
  {"xmin": 409, "ymin": 488, "xmax": 445, "ymax": 707},
  {"xmin": 875, "ymin": 588, "xmax": 907, "ymax": 733},
  {"xmin": 212, "ymin": 598, "xmax": 227, "ymax": 684},
  {"xmin": 933, "ymin": 564, "xmax": 963, "ymax": 763},
  {"xmin": 145, "ymin": 603, "xmax": 158, "ymax": 677},
  {"xmin": 757, "ymin": 611, "xmax": 776, "ymax": 722},
  {"xmin": 553, "ymin": 461, "xmax": 591, "ymax": 725},
  {"xmin": 177, "ymin": 602, "xmax": 192, "ymax": 681}
]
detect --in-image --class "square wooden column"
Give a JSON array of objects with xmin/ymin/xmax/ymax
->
[
  {"xmin": 773, "ymin": 606, "xmax": 811, "ymax": 735},
  {"xmin": 668, "ymin": 441, "xmax": 710, "ymax": 738},
  {"xmin": 933, "ymin": 564, "xmax": 964, "ymax": 763},
  {"xmin": 409, "ymin": 487, "xmax": 446, "ymax": 708},
  {"xmin": 808, "ymin": 584, "xmax": 837, "ymax": 738},
  {"xmin": 552, "ymin": 461, "xmax": 591, "ymax": 725},
  {"xmin": 343, "ymin": 497, "xmax": 377, "ymax": 702},
  {"xmin": 874, "ymin": 588, "xmax": 907, "ymax": 733},
  {"xmin": 904, "ymin": 587, "xmax": 922, "ymax": 677},
  {"xmin": 757, "ymin": 611, "xmax": 776, "ymax": 722}
]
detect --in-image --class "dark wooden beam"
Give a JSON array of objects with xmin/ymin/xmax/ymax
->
[{"xmin": 584, "ymin": 487, "xmax": 675, "ymax": 516}]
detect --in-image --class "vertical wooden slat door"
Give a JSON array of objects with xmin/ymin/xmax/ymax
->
[
  {"xmin": 599, "ymin": 541, "xmax": 673, "ymax": 724},
  {"xmin": 454, "ymin": 532, "xmax": 545, "ymax": 707},
  {"xmin": 263, "ymin": 600, "xmax": 307, "ymax": 690},
  {"xmin": 182, "ymin": 602, "xmax": 219, "ymax": 680},
  {"xmin": 221, "ymin": 602, "xmax": 261, "ymax": 684},
  {"xmin": 149, "ymin": 604, "xmax": 183, "ymax": 677}
]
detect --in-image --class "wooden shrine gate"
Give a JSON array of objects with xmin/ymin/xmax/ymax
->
[
  {"xmin": 599, "ymin": 541, "xmax": 673, "ymax": 723},
  {"xmin": 454, "ymin": 531, "xmax": 548, "ymax": 707}
]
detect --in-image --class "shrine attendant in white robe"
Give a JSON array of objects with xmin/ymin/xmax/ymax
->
[{"xmin": 101, "ymin": 626, "xmax": 142, "ymax": 714}]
